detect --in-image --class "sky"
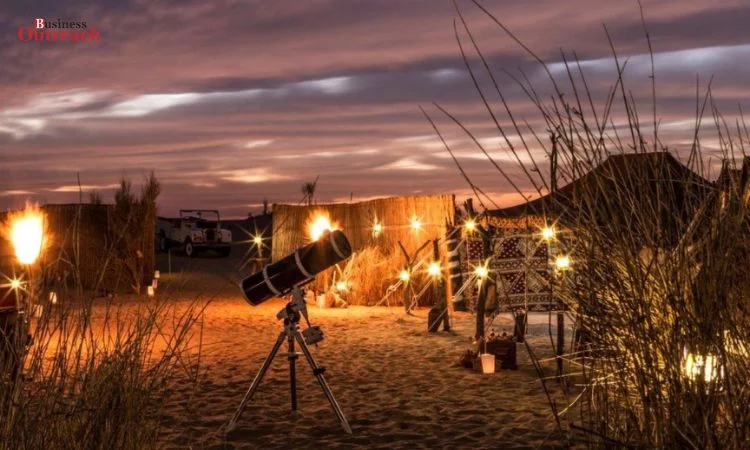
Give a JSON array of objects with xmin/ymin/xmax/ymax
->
[{"xmin": 1, "ymin": 0, "xmax": 749, "ymax": 218}]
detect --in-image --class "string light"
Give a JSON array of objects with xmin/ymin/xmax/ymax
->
[
  {"xmin": 335, "ymin": 281, "xmax": 348, "ymax": 292},
  {"xmin": 1, "ymin": 274, "xmax": 26, "ymax": 293},
  {"xmin": 555, "ymin": 255, "xmax": 571, "ymax": 271},
  {"xmin": 399, "ymin": 269, "xmax": 411, "ymax": 282},
  {"xmin": 465, "ymin": 219, "xmax": 476, "ymax": 232},
  {"xmin": 10, "ymin": 278, "xmax": 22, "ymax": 290},
  {"xmin": 474, "ymin": 264, "xmax": 489, "ymax": 279},
  {"xmin": 428, "ymin": 262, "xmax": 441, "ymax": 277},
  {"xmin": 541, "ymin": 225, "xmax": 555, "ymax": 240},
  {"xmin": 410, "ymin": 216, "xmax": 421, "ymax": 231},
  {"xmin": 253, "ymin": 235, "xmax": 263, "ymax": 246},
  {"xmin": 372, "ymin": 222, "xmax": 383, "ymax": 236}
]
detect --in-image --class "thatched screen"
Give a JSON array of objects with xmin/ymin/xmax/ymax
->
[
  {"xmin": 0, "ymin": 203, "xmax": 155, "ymax": 294},
  {"xmin": 271, "ymin": 195, "xmax": 455, "ymax": 304},
  {"xmin": 271, "ymin": 195, "xmax": 456, "ymax": 261}
]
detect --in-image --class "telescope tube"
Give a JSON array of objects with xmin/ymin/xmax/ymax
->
[{"xmin": 240, "ymin": 230, "xmax": 352, "ymax": 306}]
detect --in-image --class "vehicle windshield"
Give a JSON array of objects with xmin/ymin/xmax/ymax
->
[
  {"xmin": 184, "ymin": 218, "xmax": 217, "ymax": 229},
  {"xmin": 194, "ymin": 220, "xmax": 217, "ymax": 229}
]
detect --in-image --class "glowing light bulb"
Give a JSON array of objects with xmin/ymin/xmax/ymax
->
[
  {"xmin": 253, "ymin": 235, "xmax": 263, "ymax": 246},
  {"xmin": 335, "ymin": 281, "xmax": 348, "ymax": 292},
  {"xmin": 428, "ymin": 262, "xmax": 441, "ymax": 277},
  {"xmin": 399, "ymin": 269, "xmax": 410, "ymax": 282},
  {"xmin": 10, "ymin": 278, "xmax": 22, "ymax": 290},
  {"xmin": 474, "ymin": 265, "xmax": 489, "ymax": 279},
  {"xmin": 555, "ymin": 255, "xmax": 571, "ymax": 271},
  {"xmin": 465, "ymin": 219, "xmax": 476, "ymax": 232},
  {"xmin": 410, "ymin": 217, "xmax": 421, "ymax": 231},
  {"xmin": 541, "ymin": 226, "xmax": 554, "ymax": 240},
  {"xmin": 373, "ymin": 222, "xmax": 383, "ymax": 235}
]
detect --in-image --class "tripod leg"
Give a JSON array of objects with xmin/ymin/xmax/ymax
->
[
  {"xmin": 287, "ymin": 332, "xmax": 298, "ymax": 413},
  {"xmin": 294, "ymin": 333, "xmax": 353, "ymax": 435},
  {"xmin": 227, "ymin": 331, "xmax": 286, "ymax": 433}
]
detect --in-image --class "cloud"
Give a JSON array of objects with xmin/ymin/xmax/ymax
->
[
  {"xmin": 216, "ymin": 168, "xmax": 291, "ymax": 184},
  {"xmin": 1, "ymin": 0, "xmax": 749, "ymax": 216},
  {"xmin": 0, "ymin": 189, "xmax": 33, "ymax": 196},
  {"xmin": 243, "ymin": 139, "xmax": 274, "ymax": 149},
  {"xmin": 547, "ymin": 43, "xmax": 750, "ymax": 77},
  {"xmin": 373, "ymin": 158, "xmax": 442, "ymax": 171},
  {"xmin": 49, "ymin": 183, "xmax": 119, "ymax": 193}
]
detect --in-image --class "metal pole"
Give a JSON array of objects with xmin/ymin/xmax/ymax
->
[
  {"xmin": 226, "ymin": 331, "xmax": 286, "ymax": 432},
  {"xmin": 294, "ymin": 332, "xmax": 353, "ymax": 434},
  {"xmin": 288, "ymin": 328, "xmax": 298, "ymax": 412}
]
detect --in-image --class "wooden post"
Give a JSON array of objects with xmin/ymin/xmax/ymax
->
[
  {"xmin": 398, "ymin": 240, "xmax": 432, "ymax": 315},
  {"xmin": 551, "ymin": 133, "xmax": 565, "ymax": 378},
  {"xmin": 445, "ymin": 222, "xmax": 465, "ymax": 312},
  {"xmin": 428, "ymin": 239, "xmax": 449, "ymax": 332},
  {"xmin": 398, "ymin": 241, "xmax": 412, "ymax": 313},
  {"xmin": 401, "ymin": 264, "xmax": 411, "ymax": 313},
  {"xmin": 474, "ymin": 226, "xmax": 491, "ymax": 341}
]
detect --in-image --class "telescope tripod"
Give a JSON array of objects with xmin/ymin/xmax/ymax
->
[{"xmin": 227, "ymin": 287, "xmax": 352, "ymax": 435}]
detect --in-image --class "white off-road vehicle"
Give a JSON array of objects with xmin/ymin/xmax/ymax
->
[{"xmin": 156, "ymin": 209, "xmax": 232, "ymax": 257}]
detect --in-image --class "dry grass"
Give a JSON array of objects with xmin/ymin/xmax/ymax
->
[
  {"xmin": 0, "ymin": 290, "xmax": 205, "ymax": 450},
  {"xmin": 430, "ymin": 1, "xmax": 750, "ymax": 447},
  {"xmin": 325, "ymin": 246, "xmax": 442, "ymax": 307},
  {"xmin": 0, "ymin": 177, "xmax": 205, "ymax": 450}
]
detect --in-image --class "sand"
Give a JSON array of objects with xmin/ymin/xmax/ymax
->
[{"xmin": 139, "ymin": 274, "xmax": 569, "ymax": 449}]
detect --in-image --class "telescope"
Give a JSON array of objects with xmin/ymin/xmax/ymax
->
[
  {"xmin": 228, "ymin": 229, "xmax": 353, "ymax": 435},
  {"xmin": 240, "ymin": 229, "xmax": 352, "ymax": 306}
]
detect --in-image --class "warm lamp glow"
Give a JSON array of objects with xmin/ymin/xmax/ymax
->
[
  {"xmin": 399, "ymin": 269, "xmax": 411, "ymax": 282},
  {"xmin": 9, "ymin": 206, "xmax": 44, "ymax": 265},
  {"xmin": 410, "ymin": 217, "xmax": 421, "ymax": 231},
  {"xmin": 480, "ymin": 353, "xmax": 495, "ymax": 374},
  {"xmin": 555, "ymin": 255, "xmax": 571, "ymax": 271},
  {"xmin": 465, "ymin": 219, "xmax": 476, "ymax": 232},
  {"xmin": 683, "ymin": 350, "xmax": 721, "ymax": 383},
  {"xmin": 335, "ymin": 281, "xmax": 348, "ymax": 292},
  {"xmin": 474, "ymin": 265, "xmax": 489, "ymax": 279},
  {"xmin": 428, "ymin": 262, "xmax": 441, "ymax": 277},
  {"xmin": 541, "ymin": 226, "xmax": 555, "ymax": 240},
  {"xmin": 372, "ymin": 222, "xmax": 383, "ymax": 235},
  {"xmin": 308, "ymin": 214, "xmax": 337, "ymax": 241},
  {"xmin": 253, "ymin": 235, "xmax": 263, "ymax": 246},
  {"xmin": 10, "ymin": 278, "xmax": 22, "ymax": 290}
]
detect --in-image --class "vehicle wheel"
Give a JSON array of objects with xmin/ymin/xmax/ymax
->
[
  {"xmin": 158, "ymin": 234, "xmax": 169, "ymax": 252},
  {"xmin": 184, "ymin": 240, "xmax": 194, "ymax": 257},
  {"xmin": 218, "ymin": 247, "xmax": 231, "ymax": 258}
]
